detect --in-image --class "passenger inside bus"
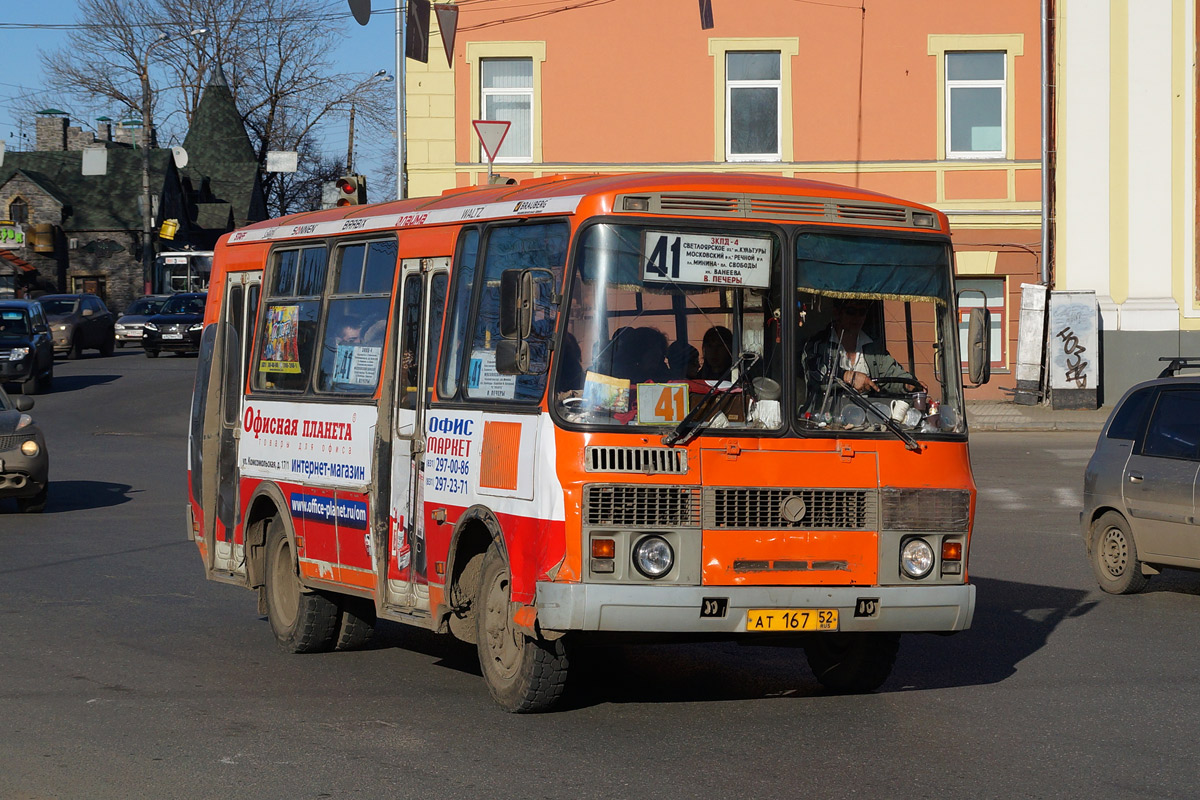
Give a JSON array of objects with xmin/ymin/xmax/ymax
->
[
  {"xmin": 666, "ymin": 340, "xmax": 700, "ymax": 380},
  {"xmin": 698, "ymin": 325, "xmax": 734, "ymax": 380}
]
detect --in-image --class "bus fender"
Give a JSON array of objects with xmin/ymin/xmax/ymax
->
[
  {"xmin": 437, "ymin": 504, "xmax": 506, "ymax": 636},
  {"xmin": 241, "ymin": 481, "xmax": 302, "ymax": 608}
]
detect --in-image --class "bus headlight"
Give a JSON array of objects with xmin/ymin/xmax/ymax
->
[
  {"xmin": 900, "ymin": 537, "xmax": 935, "ymax": 579},
  {"xmin": 633, "ymin": 535, "xmax": 674, "ymax": 579}
]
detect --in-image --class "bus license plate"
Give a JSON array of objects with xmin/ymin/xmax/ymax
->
[
  {"xmin": 746, "ymin": 609, "xmax": 838, "ymax": 632},
  {"xmin": 163, "ymin": 333, "xmax": 184, "ymax": 340}
]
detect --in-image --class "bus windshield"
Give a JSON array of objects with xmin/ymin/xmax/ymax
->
[
  {"xmin": 554, "ymin": 223, "xmax": 964, "ymax": 439},
  {"xmin": 794, "ymin": 231, "xmax": 964, "ymax": 436},
  {"xmin": 556, "ymin": 222, "xmax": 785, "ymax": 435}
]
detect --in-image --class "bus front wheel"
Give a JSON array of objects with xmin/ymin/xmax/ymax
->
[
  {"xmin": 804, "ymin": 632, "xmax": 900, "ymax": 693},
  {"xmin": 475, "ymin": 543, "xmax": 568, "ymax": 712},
  {"xmin": 265, "ymin": 516, "xmax": 339, "ymax": 653}
]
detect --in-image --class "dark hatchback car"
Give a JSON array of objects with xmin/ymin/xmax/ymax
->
[
  {"xmin": 1083, "ymin": 358, "xmax": 1200, "ymax": 594},
  {"xmin": 0, "ymin": 385, "xmax": 49, "ymax": 512},
  {"xmin": 0, "ymin": 300, "xmax": 54, "ymax": 394},
  {"xmin": 40, "ymin": 293, "xmax": 116, "ymax": 358},
  {"xmin": 142, "ymin": 293, "xmax": 207, "ymax": 357}
]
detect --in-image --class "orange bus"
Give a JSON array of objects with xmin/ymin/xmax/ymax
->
[{"xmin": 188, "ymin": 173, "xmax": 989, "ymax": 711}]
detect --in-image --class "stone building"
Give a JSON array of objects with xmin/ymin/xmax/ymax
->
[{"xmin": 0, "ymin": 68, "xmax": 266, "ymax": 312}]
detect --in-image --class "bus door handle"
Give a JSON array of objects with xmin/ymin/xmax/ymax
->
[{"xmin": 1128, "ymin": 472, "xmax": 1144, "ymax": 483}]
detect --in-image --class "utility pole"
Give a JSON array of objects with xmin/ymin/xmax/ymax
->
[{"xmin": 346, "ymin": 104, "xmax": 357, "ymax": 174}]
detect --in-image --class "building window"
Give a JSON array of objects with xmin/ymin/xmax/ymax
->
[
  {"xmin": 725, "ymin": 51, "xmax": 781, "ymax": 162},
  {"xmin": 8, "ymin": 197, "xmax": 28, "ymax": 224},
  {"xmin": 957, "ymin": 277, "xmax": 1005, "ymax": 369},
  {"xmin": 945, "ymin": 51, "xmax": 1006, "ymax": 159},
  {"xmin": 481, "ymin": 58, "xmax": 533, "ymax": 162}
]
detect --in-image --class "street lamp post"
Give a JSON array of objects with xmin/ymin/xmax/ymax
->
[{"xmin": 139, "ymin": 27, "xmax": 208, "ymax": 295}]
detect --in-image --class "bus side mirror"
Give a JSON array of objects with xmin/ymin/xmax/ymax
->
[
  {"xmin": 966, "ymin": 306, "xmax": 992, "ymax": 387},
  {"xmin": 496, "ymin": 339, "xmax": 530, "ymax": 374},
  {"xmin": 499, "ymin": 269, "xmax": 533, "ymax": 339},
  {"xmin": 497, "ymin": 267, "xmax": 557, "ymax": 375}
]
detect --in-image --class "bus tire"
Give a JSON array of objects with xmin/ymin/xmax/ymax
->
[
  {"xmin": 804, "ymin": 632, "xmax": 900, "ymax": 693},
  {"xmin": 334, "ymin": 595, "xmax": 377, "ymax": 651},
  {"xmin": 475, "ymin": 543, "xmax": 568, "ymax": 712},
  {"xmin": 265, "ymin": 516, "xmax": 338, "ymax": 653}
]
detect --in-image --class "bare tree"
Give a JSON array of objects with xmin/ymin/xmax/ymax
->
[{"xmin": 38, "ymin": 0, "xmax": 395, "ymax": 214}]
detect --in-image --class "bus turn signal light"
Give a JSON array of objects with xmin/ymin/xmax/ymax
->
[
  {"xmin": 942, "ymin": 540, "xmax": 963, "ymax": 561},
  {"xmin": 592, "ymin": 538, "xmax": 615, "ymax": 559}
]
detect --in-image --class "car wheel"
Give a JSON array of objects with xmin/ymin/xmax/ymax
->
[
  {"xmin": 16, "ymin": 485, "xmax": 48, "ymax": 514},
  {"xmin": 21, "ymin": 373, "xmax": 39, "ymax": 395},
  {"xmin": 804, "ymin": 632, "xmax": 900, "ymax": 693},
  {"xmin": 1091, "ymin": 511, "xmax": 1150, "ymax": 594},
  {"xmin": 100, "ymin": 332, "xmax": 115, "ymax": 356},
  {"xmin": 475, "ymin": 543, "xmax": 569, "ymax": 712},
  {"xmin": 67, "ymin": 335, "xmax": 83, "ymax": 360},
  {"xmin": 37, "ymin": 369, "xmax": 53, "ymax": 395},
  {"xmin": 145, "ymin": 349, "xmax": 159, "ymax": 358},
  {"xmin": 264, "ymin": 516, "xmax": 339, "ymax": 653}
]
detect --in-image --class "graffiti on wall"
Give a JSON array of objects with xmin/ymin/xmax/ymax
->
[{"xmin": 1048, "ymin": 291, "xmax": 1098, "ymax": 391}]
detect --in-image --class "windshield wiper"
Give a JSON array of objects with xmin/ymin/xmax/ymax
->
[
  {"xmin": 662, "ymin": 352, "xmax": 758, "ymax": 447},
  {"xmin": 831, "ymin": 375, "xmax": 922, "ymax": 452}
]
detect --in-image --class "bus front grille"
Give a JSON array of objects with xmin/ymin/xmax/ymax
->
[
  {"xmin": 584, "ymin": 485, "xmax": 701, "ymax": 528},
  {"xmin": 704, "ymin": 488, "xmax": 875, "ymax": 530}
]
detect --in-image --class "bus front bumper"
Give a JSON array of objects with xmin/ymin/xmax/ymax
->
[{"xmin": 535, "ymin": 582, "xmax": 975, "ymax": 634}]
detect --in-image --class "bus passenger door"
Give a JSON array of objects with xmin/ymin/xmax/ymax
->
[
  {"xmin": 210, "ymin": 270, "xmax": 262, "ymax": 577},
  {"xmin": 384, "ymin": 259, "xmax": 448, "ymax": 611}
]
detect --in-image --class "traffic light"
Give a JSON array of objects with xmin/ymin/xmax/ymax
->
[{"xmin": 335, "ymin": 174, "xmax": 367, "ymax": 206}]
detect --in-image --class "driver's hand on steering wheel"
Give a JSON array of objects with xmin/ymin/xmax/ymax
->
[{"xmin": 843, "ymin": 369, "xmax": 879, "ymax": 393}]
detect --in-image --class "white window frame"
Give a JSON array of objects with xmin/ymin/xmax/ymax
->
[
  {"xmin": 945, "ymin": 51, "xmax": 1006, "ymax": 160},
  {"xmin": 480, "ymin": 57, "xmax": 533, "ymax": 164},
  {"xmin": 724, "ymin": 51, "xmax": 782, "ymax": 163}
]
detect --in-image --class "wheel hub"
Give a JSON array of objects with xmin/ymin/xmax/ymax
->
[
  {"xmin": 483, "ymin": 569, "xmax": 521, "ymax": 679},
  {"xmin": 1100, "ymin": 527, "xmax": 1128, "ymax": 578}
]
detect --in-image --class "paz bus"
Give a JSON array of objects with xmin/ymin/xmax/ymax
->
[{"xmin": 187, "ymin": 172, "xmax": 991, "ymax": 712}]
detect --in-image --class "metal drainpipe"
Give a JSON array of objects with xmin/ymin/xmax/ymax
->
[{"xmin": 1041, "ymin": 0, "xmax": 1052, "ymax": 286}]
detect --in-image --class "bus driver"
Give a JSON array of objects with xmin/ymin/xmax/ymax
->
[{"xmin": 801, "ymin": 298, "xmax": 917, "ymax": 405}]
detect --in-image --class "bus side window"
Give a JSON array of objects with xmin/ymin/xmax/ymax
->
[
  {"xmin": 439, "ymin": 228, "xmax": 480, "ymax": 399},
  {"xmin": 254, "ymin": 246, "xmax": 326, "ymax": 392},
  {"xmin": 426, "ymin": 272, "xmax": 448, "ymax": 404},
  {"xmin": 463, "ymin": 222, "xmax": 568, "ymax": 403},
  {"xmin": 316, "ymin": 239, "xmax": 396, "ymax": 395}
]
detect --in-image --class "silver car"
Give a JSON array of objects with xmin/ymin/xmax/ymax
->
[
  {"xmin": 1083, "ymin": 360, "xmax": 1200, "ymax": 593},
  {"xmin": 114, "ymin": 295, "xmax": 169, "ymax": 347}
]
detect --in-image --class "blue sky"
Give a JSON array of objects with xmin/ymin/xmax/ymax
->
[{"xmin": 1, "ymin": 0, "xmax": 401, "ymax": 186}]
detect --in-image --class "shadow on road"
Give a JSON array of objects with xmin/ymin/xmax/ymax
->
[
  {"xmin": 323, "ymin": 575, "xmax": 1099, "ymax": 710},
  {"xmin": 38, "ymin": 480, "xmax": 136, "ymax": 512},
  {"xmin": 45, "ymin": 373, "xmax": 122, "ymax": 393}
]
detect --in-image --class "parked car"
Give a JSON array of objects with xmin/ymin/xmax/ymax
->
[
  {"xmin": 40, "ymin": 294, "xmax": 116, "ymax": 358},
  {"xmin": 0, "ymin": 385, "xmax": 48, "ymax": 513},
  {"xmin": 114, "ymin": 295, "xmax": 169, "ymax": 347},
  {"xmin": 0, "ymin": 299, "xmax": 54, "ymax": 395},
  {"xmin": 142, "ymin": 293, "xmax": 207, "ymax": 358},
  {"xmin": 1084, "ymin": 357, "xmax": 1200, "ymax": 593}
]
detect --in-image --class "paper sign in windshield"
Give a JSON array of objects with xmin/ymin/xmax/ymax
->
[{"xmin": 642, "ymin": 231, "xmax": 772, "ymax": 289}]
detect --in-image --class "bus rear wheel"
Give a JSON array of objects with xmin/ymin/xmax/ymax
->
[
  {"xmin": 804, "ymin": 632, "xmax": 900, "ymax": 693},
  {"xmin": 475, "ymin": 543, "xmax": 568, "ymax": 712},
  {"xmin": 264, "ymin": 517, "xmax": 339, "ymax": 653}
]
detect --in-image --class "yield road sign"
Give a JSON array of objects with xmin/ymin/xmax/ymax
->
[{"xmin": 472, "ymin": 119, "xmax": 511, "ymax": 163}]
